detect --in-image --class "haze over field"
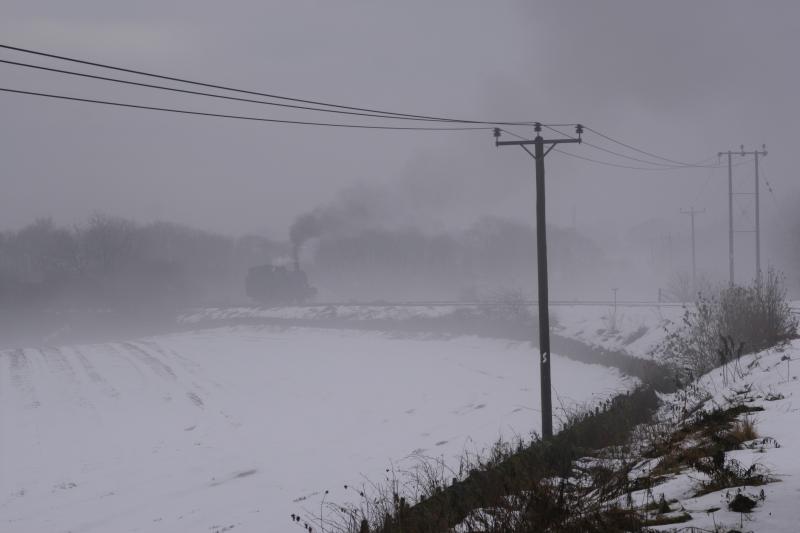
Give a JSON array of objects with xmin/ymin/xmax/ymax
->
[{"xmin": 2, "ymin": 1, "xmax": 800, "ymax": 305}]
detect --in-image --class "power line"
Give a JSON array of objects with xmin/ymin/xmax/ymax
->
[
  {"xmin": 0, "ymin": 43, "xmax": 573, "ymax": 127},
  {"xmin": 544, "ymin": 125, "xmax": 718, "ymax": 169},
  {"xmin": 0, "ymin": 86, "xmax": 496, "ymax": 131},
  {"xmin": 586, "ymin": 139, "xmax": 720, "ymax": 169},
  {"xmin": 0, "ymin": 58, "xmax": 538, "ymax": 125},
  {"xmin": 503, "ymin": 128, "xmax": 746, "ymax": 173},
  {"xmin": 552, "ymin": 147, "xmax": 706, "ymax": 170},
  {"xmin": 565, "ymin": 147, "xmax": 746, "ymax": 172},
  {"xmin": 545, "ymin": 126, "xmax": 678, "ymax": 168},
  {"xmin": 583, "ymin": 125, "xmax": 712, "ymax": 167},
  {"xmin": 0, "ymin": 44, "xmax": 752, "ymax": 175},
  {"xmin": 0, "ymin": 44, "xmax": 728, "ymax": 171},
  {"xmin": 580, "ymin": 138, "xmax": 710, "ymax": 168},
  {"xmin": 501, "ymin": 128, "xmax": 721, "ymax": 171}
]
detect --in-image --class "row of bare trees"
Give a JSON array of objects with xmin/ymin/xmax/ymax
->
[
  {"xmin": 1, "ymin": 213, "xmax": 613, "ymax": 309},
  {"xmin": 308, "ymin": 216, "xmax": 605, "ymax": 301},
  {"xmin": 0, "ymin": 214, "xmax": 284, "ymax": 311}
]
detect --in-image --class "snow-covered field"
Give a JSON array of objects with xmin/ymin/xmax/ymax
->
[{"xmin": 0, "ymin": 325, "xmax": 633, "ymax": 532}]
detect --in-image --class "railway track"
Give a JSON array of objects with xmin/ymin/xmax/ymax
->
[{"xmin": 204, "ymin": 299, "xmax": 688, "ymax": 309}]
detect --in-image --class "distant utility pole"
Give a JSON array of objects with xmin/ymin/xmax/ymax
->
[
  {"xmin": 493, "ymin": 123, "xmax": 582, "ymax": 441},
  {"xmin": 719, "ymin": 151, "xmax": 735, "ymax": 285},
  {"xmin": 680, "ymin": 206, "xmax": 704, "ymax": 298},
  {"xmin": 666, "ymin": 233, "xmax": 673, "ymax": 272},
  {"xmin": 718, "ymin": 145, "xmax": 767, "ymax": 284},
  {"xmin": 749, "ymin": 145, "xmax": 768, "ymax": 281}
]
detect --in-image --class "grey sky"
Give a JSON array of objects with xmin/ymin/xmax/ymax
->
[{"xmin": 1, "ymin": 0, "xmax": 798, "ymax": 272}]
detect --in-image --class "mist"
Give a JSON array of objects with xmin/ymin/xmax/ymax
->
[
  {"xmin": 2, "ymin": 1, "xmax": 798, "ymax": 315},
  {"xmin": 3, "ymin": 3, "xmax": 800, "ymax": 531}
]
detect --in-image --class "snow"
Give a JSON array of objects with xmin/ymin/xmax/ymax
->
[
  {"xmin": 179, "ymin": 304, "xmax": 462, "ymax": 324},
  {"xmin": 0, "ymin": 325, "xmax": 633, "ymax": 532},
  {"xmin": 552, "ymin": 304, "xmax": 683, "ymax": 359},
  {"xmin": 181, "ymin": 303, "xmax": 684, "ymax": 361},
  {"xmin": 642, "ymin": 341, "xmax": 800, "ymax": 532}
]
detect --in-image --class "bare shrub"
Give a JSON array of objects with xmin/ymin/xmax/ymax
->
[
  {"xmin": 480, "ymin": 288, "xmax": 534, "ymax": 325},
  {"xmin": 657, "ymin": 269, "xmax": 797, "ymax": 376},
  {"xmin": 663, "ymin": 270, "xmax": 713, "ymax": 303},
  {"xmin": 657, "ymin": 291, "xmax": 718, "ymax": 375},
  {"xmin": 717, "ymin": 269, "xmax": 798, "ymax": 353}
]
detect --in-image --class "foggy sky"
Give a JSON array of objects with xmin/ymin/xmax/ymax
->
[{"xmin": 2, "ymin": 0, "xmax": 799, "ymax": 283}]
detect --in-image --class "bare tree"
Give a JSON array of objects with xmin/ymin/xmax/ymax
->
[
  {"xmin": 83, "ymin": 213, "xmax": 137, "ymax": 275},
  {"xmin": 663, "ymin": 270, "xmax": 713, "ymax": 303}
]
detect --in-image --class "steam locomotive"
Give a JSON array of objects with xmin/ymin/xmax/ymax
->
[{"xmin": 245, "ymin": 254, "xmax": 317, "ymax": 305}]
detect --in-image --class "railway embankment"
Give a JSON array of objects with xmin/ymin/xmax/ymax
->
[{"xmin": 180, "ymin": 309, "xmax": 677, "ymax": 392}]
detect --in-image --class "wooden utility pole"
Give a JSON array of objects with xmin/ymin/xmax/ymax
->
[
  {"xmin": 493, "ymin": 123, "xmax": 582, "ymax": 440},
  {"xmin": 680, "ymin": 206, "xmax": 704, "ymax": 298}
]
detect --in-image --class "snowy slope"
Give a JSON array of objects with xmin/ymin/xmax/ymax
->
[
  {"xmin": 641, "ymin": 341, "xmax": 800, "ymax": 532},
  {"xmin": 0, "ymin": 326, "xmax": 633, "ymax": 533},
  {"xmin": 553, "ymin": 304, "xmax": 683, "ymax": 359}
]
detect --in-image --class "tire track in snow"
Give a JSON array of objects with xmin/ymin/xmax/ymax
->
[
  {"xmin": 120, "ymin": 342, "xmax": 177, "ymax": 381},
  {"xmin": 139, "ymin": 339, "xmax": 203, "ymax": 377},
  {"xmin": 7, "ymin": 349, "xmax": 40, "ymax": 409},
  {"xmin": 38, "ymin": 346, "xmax": 74, "ymax": 377},
  {"xmin": 121, "ymin": 340, "xmax": 209, "ymax": 409},
  {"xmin": 102, "ymin": 343, "xmax": 149, "ymax": 387},
  {"xmin": 38, "ymin": 347, "xmax": 98, "ymax": 409},
  {"xmin": 68, "ymin": 347, "xmax": 120, "ymax": 398},
  {"xmin": 186, "ymin": 391, "xmax": 204, "ymax": 408}
]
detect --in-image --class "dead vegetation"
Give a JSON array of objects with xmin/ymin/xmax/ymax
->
[
  {"xmin": 656, "ymin": 270, "xmax": 797, "ymax": 378},
  {"xmin": 295, "ymin": 391, "xmax": 780, "ymax": 533},
  {"xmin": 291, "ymin": 387, "xmax": 660, "ymax": 532}
]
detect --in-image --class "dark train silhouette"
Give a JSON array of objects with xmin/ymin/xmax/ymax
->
[{"xmin": 245, "ymin": 252, "xmax": 316, "ymax": 305}]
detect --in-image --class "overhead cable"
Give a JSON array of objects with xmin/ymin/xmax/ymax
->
[
  {"xmin": 0, "ymin": 86, "xmax": 495, "ymax": 131},
  {"xmin": 0, "ymin": 43, "xmax": 574, "ymax": 127}
]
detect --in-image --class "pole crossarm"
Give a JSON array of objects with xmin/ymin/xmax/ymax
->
[
  {"xmin": 680, "ymin": 207, "xmax": 706, "ymax": 215},
  {"xmin": 718, "ymin": 148, "xmax": 767, "ymax": 158},
  {"xmin": 493, "ymin": 124, "xmax": 582, "ymax": 159},
  {"xmin": 495, "ymin": 137, "xmax": 581, "ymax": 147},
  {"xmin": 495, "ymin": 137, "xmax": 581, "ymax": 160}
]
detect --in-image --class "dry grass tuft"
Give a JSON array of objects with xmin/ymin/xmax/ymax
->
[{"xmin": 729, "ymin": 415, "xmax": 758, "ymax": 443}]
